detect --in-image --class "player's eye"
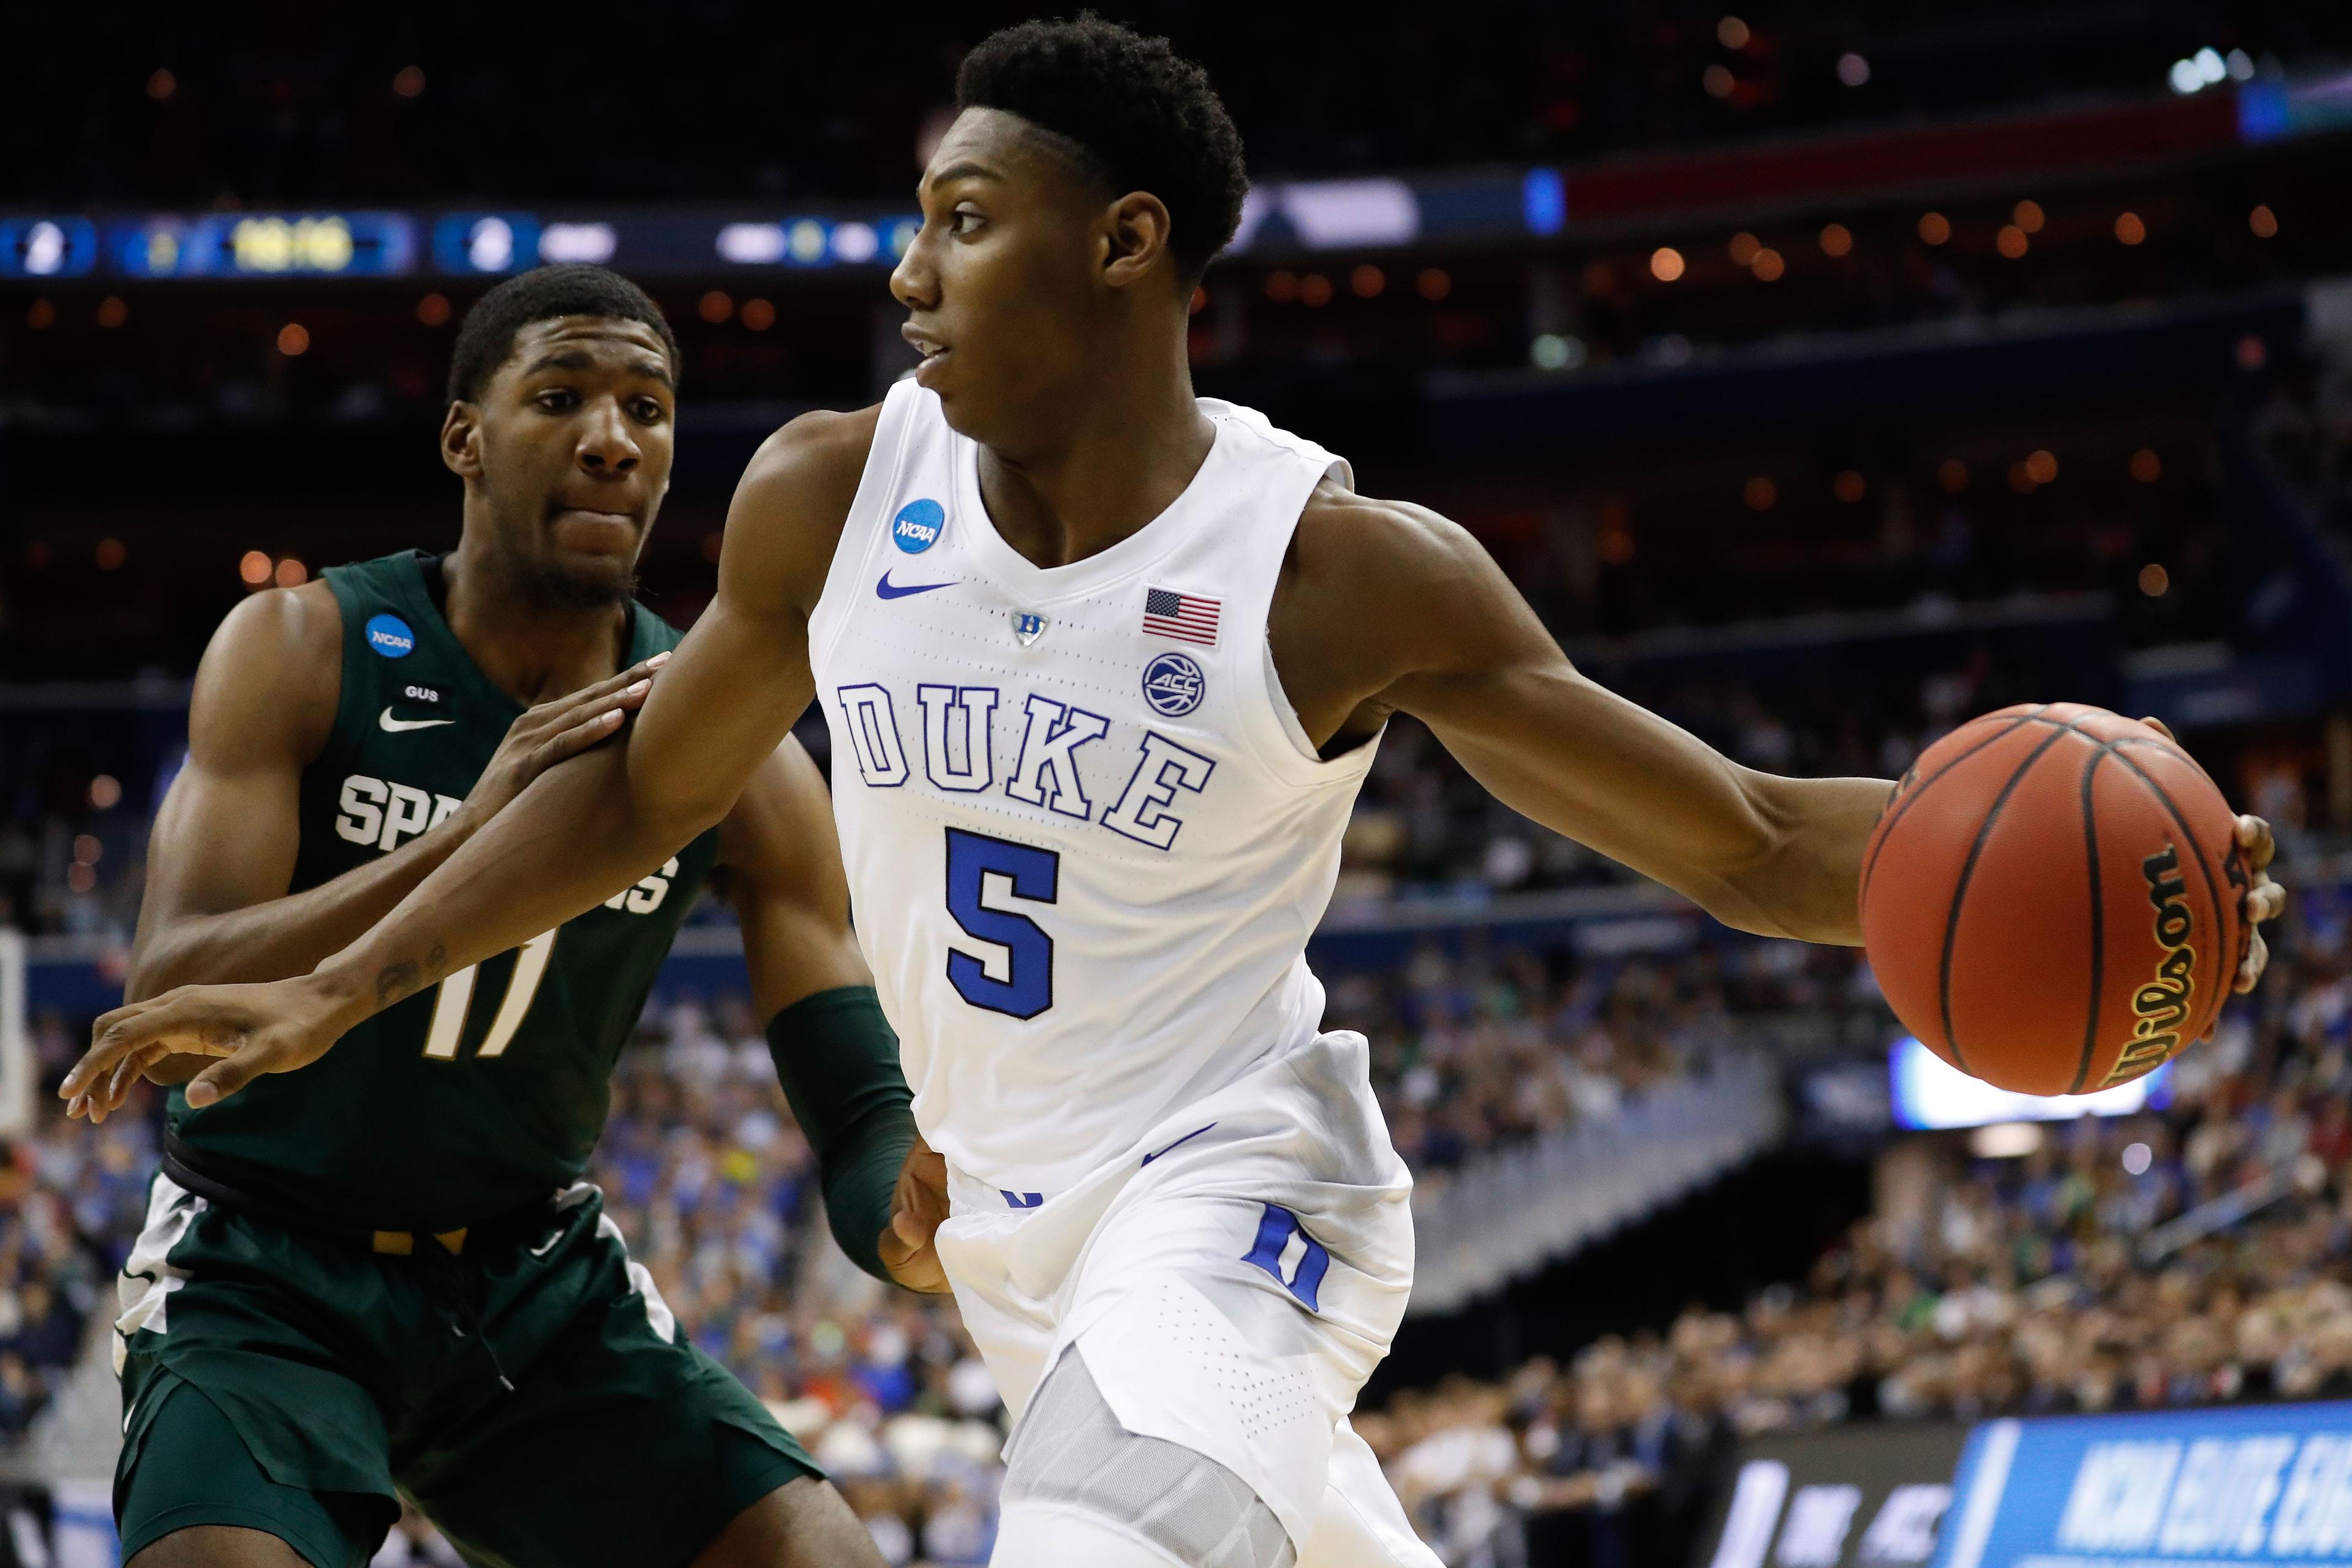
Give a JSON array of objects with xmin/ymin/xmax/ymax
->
[
  {"xmin": 949, "ymin": 206, "xmax": 986, "ymax": 237},
  {"xmin": 629, "ymin": 398, "xmax": 667, "ymax": 425},
  {"xmin": 535, "ymin": 388, "xmax": 579, "ymax": 412}
]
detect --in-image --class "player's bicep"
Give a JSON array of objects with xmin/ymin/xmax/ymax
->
[
  {"xmin": 135, "ymin": 589, "xmax": 336, "ymax": 930},
  {"xmin": 716, "ymin": 740, "xmax": 870, "ymax": 1019},
  {"xmin": 1356, "ymin": 503, "xmax": 1781, "ymax": 889}
]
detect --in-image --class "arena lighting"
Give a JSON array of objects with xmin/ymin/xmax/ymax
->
[
  {"xmin": 1836, "ymin": 52, "xmax": 1871, "ymax": 88},
  {"xmin": 238, "ymin": 551, "xmax": 271, "ymax": 587},
  {"xmin": 537, "ymin": 222, "xmax": 617, "ymax": 264},
  {"xmin": 1970, "ymin": 1122, "xmax": 2043, "ymax": 1158},
  {"xmin": 1728, "ymin": 232, "xmax": 1760, "ymax": 266},
  {"xmin": 1649, "ymin": 246, "xmax": 1686, "ymax": 282},
  {"xmin": 88, "ymin": 775, "xmax": 122, "ymax": 810},
  {"xmin": 716, "ymin": 222, "xmax": 788, "ymax": 265},
  {"xmin": 1889, "ymin": 1035, "xmax": 2173, "ymax": 1129},
  {"xmin": 2122, "ymin": 1140, "xmax": 2154, "ymax": 1174},
  {"xmin": 1, "ymin": 219, "xmax": 97, "ymax": 278},
  {"xmin": 2169, "ymin": 47, "xmax": 2231, "ymax": 95}
]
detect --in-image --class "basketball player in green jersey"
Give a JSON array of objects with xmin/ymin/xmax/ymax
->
[{"xmin": 70, "ymin": 267, "xmax": 927, "ymax": 1568}]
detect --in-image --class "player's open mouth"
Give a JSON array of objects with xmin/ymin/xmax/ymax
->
[{"xmin": 903, "ymin": 323, "xmax": 951, "ymax": 383}]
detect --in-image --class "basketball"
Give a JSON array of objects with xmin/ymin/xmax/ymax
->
[{"xmin": 1860, "ymin": 702, "xmax": 2252, "ymax": 1097}]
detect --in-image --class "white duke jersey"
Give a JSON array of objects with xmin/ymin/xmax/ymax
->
[{"xmin": 808, "ymin": 381, "xmax": 1379, "ymax": 1193}]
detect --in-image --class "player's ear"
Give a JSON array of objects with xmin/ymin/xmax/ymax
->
[
  {"xmin": 1101, "ymin": 192, "xmax": 1174, "ymax": 289},
  {"xmin": 440, "ymin": 401, "xmax": 483, "ymax": 479}
]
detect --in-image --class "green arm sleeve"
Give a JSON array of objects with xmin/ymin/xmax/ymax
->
[{"xmin": 763, "ymin": 986, "xmax": 918, "ymax": 1283}]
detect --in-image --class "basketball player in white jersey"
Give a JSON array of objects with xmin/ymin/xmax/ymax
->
[{"xmin": 71, "ymin": 16, "xmax": 2283, "ymax": 1567}]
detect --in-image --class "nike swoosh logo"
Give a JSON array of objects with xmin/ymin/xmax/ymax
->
[
  {"xmin": 1143, "ymin": 1123, "xmax": 1217, "ymax": 1166},
  {"xmin": 529, "ymin": 1231, "xmax": 564, "ymax": 1257},
  {"xmin": 876, "ymin": 571, "xmax": 953, "ymax": 600},
  {"xmin": 379, "ymin": 707, "xmax": 456, "ymax": 733}
]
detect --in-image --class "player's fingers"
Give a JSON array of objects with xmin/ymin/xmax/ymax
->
[
  {"xmin": 2139, "ymin": 716, "xmax": 2178, "ymax": 744},
  {"xmin": 2236, "ymin": 814, "xmax": 2277, "ymax": 870},
  {"xmin": 2250, "ymin": 879, "xmax": 2286, "ymax": 924},
  {"xmin": 520, "ymin": 656, "xmax": 668, "ymax": 732},
  {"xmin": 62, "ymin": 1002, "xmax": 162, "ymax": 1098},
  {"xmin": 184, "ymin": 1046, "xmax": 278, "ymax": 1109},
  {"xmin": 2237, "ymin": 927, "xmax": 2270, "ymax": 994},
  {"xmin": 533, "ymin": 707, "xmax": 629, "ymax": 769}
]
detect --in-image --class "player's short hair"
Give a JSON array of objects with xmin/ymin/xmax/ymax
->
[
  {"xmin": 956, "ymin": 13, "xmax": 1248, "ymax": 285},
  {"xmin": 445, "ymin": 265, "xmax": 681, "ymax": 404}
]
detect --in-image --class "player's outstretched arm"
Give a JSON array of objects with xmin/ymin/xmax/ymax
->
[
  {"xmin": 714, "ymin": 742, "xmax": 946, "ymax": 1292},
  {"xmin": 1278, "ymin": 489, "xmax": 1899, "ymax": 946},
  {"xmin": 1284, "ymin": 489, "xmax": 2289, "ymax": 965},
  {"xmin": 65, "ymin": 406, "xmax": 880, "ymax": 1111},
  {"xmin": 75, "ymin": 584, "xmax": 657, "ymax": 1118}
]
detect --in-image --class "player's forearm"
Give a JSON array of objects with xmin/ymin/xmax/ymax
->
[
  {"xmin": 1717, "ymin": 772, "xmax": 1896, "ymax": 946},
  {"xmin": 307, "ymin": 741, "xmax": 712, "ymax": 1029},
  {"xmin": 128, "ymin": 818, "xmax": 485, "ymax": 1001}
]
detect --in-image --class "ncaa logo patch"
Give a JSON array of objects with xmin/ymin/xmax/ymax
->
[
  {"xmin": 364, "ymin": 614, "xmax": 417, "ymax": 659},
  {"xmin": 1141, "ymin": 651, "xmax": 1205, "ymax": 717},
  {"xmin": 892, "ymin": 499, "xmax": 946, "ymax": 554}
]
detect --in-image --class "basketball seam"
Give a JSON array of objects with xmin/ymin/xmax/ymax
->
[
  {"xmin": 2101, "ymin": 745, "xmax": 2232, "ymax": 1044},
  {"xmin": 1937, "ymin": 715, "xmax": 2095, "ymax": 1077},
  {"xmin": 2068, "ymin": 747, "xmax": 2106, "ymax": 1096},
  {"xmin": 1861, "ymin": 706, "xmax": 2048, "ymax": 906}
]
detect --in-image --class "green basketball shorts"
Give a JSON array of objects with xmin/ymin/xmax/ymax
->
[{"xmin": 113, "ymin": 1174, "xmax": 820, "ymax": 1568}]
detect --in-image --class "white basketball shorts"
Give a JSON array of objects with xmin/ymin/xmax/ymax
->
[{"xmin": 933, "ymin": 1029, "xmax": 1440, "ymax": 1566}]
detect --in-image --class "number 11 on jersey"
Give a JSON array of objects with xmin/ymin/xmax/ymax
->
[{"xmin": 421, "ymin": 930, "xmax": 557, "ymax": 1060}]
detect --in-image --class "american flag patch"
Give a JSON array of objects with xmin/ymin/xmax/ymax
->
[{"xmin": 1142, "ymin": 587, "xmax": 1221, "ymax": 646}]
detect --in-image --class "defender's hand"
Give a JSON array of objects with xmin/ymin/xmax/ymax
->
[
  {"xmin": 461, "ymin": 652, "xmax": 668, "ymax": 825},
  {"xmin": 878, "ymin": 1136, "xmax": 951, "ymax": 1294},
  {"xmin": 64, "ymin": 973, "xmax": 360, "ymax": 1123}
]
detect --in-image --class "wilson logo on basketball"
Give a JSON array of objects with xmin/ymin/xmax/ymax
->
[{"xmin": 2107, "ymin": 843, "xmax": 2196, "ymax": 1087}]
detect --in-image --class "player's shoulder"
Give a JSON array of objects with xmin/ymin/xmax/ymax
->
[
  {"xmin": 720, "ymin": 405, "xmax": 886, "ymax": 606},
  {"xmin": 190, "ymin": 580, "xmax": 343, "ymax": 756},
  {"xmin": 741, "ymin": 404, "xmax": 884, "ymax": 513},
  {"xmin": 206, "ymin": 578, "xmax": 344, "ymax": 670},
  {"xmin": 1291, "ymin": 478, "xmax": 1487, "ymax": 592}
]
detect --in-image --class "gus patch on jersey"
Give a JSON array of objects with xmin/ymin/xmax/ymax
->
[
  {"xmin": 365, "ymin": 614, "xmax": 417, "ymax": 659},
  {"xmin": 892, "ymin": 499, "xmax": 946, "ymax": 554},
  {"xmin": 1142, "ymin": 651, "xmax": 1205, "ymax": 717}
]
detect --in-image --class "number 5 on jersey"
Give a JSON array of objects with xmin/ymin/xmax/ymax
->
[{"xmin": 944, "ymin": 827, "xmax": 1058, "ymax": 1019}]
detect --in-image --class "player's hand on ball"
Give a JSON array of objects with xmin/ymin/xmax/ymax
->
[
  {"xmin": 878, "ymin": 1136, "xmax": 952, "ymax": 1294},
  {"xmin": 462, "ymin": 651, "xmax": 668, "ymax": 824},
  {"xmin": 2143, "ymin": 717, "xmax": 2285, "ymax": 995},
  {"xmin": 2233, "ymin": 812, "xmax": 2285, "ymax": 994},
  {"xmin": 64, "ymin": 974, "xmax": 355, "ymax": 1122}
]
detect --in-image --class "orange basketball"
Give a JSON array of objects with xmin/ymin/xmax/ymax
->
[{"xmin": 1860, "ymin": 702, "xmax": 2252, "ymax": 1096}]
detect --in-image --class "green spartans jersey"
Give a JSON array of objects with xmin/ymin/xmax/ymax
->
[{"xmin": 168, "ymin": 549, "xmax": 720, "ymax": 1232}]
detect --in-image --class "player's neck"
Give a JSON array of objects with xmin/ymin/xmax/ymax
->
[
  {"xmin": 440, "ymin": 541, "xmax": 632, "ymax": 706},
  {"xmin": 974, "ymin": 339, "xmax": 1214, "ymax": 571}
]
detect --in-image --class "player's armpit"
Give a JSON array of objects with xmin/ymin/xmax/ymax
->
[{"xmin": 1275, "ymin": 489, "xmax": 1892, "ymax": 945}]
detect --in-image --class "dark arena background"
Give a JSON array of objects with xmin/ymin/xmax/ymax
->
[{"xmin": 7, "ymin": 4, "xmax": 2352, "ymax": 1564}]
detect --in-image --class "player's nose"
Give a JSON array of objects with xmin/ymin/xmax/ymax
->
[
  {"xmin": 889, "ymin": 227, "xmax": 939, "ymax": 311},
  {"xmin": 575, "ymin": 398, "xmax": 641, "ymax": 476}
]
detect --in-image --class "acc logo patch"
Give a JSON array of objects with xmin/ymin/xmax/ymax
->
[
  {"xmin": 364, "ymin": 614, "xmax": 417, "ymax": 659},
  {"xmin": 1142, "ymin": 652, "xmax": 1205, "ymax": 717},
  {"xmin": 892, "ymin": 499, "xmax": 946, "ymax": 554}
]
